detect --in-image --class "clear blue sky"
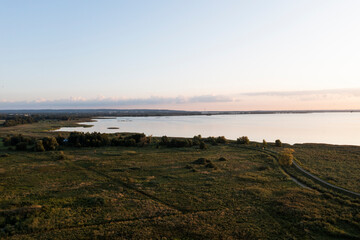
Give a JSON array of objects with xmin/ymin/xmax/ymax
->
[{"xmin": 1, "ymin": 0, "xmax": 360, "ymax": 110}]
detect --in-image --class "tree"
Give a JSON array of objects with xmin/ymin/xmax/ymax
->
[
  {"xmin": 42, "ymin": 137, "xmax": 59, "ymax": 151},
  {"xmin": 199, "ymin": 141, "xmax": 207, "ymax": 150},
  {"xmin": 192, "ymin": 135, "xmax": 202, "ymax": 145},
  {"xmin": 16, "ymin": 142, "xmax": 27, "ymax": 151},
  {"xmin": 35, "ymin": 140, "xmax": 45, "ymax": 152},
  {"xmin": 216, "ymin": 136, "xmax": 227, "ymax": 144},
  {"xmin": 160, "ymin": 136, "xmax": 170, "ymax": 146},
  {"xmin": 237, "ymin": 136, "xmax": 249, "ymax": 144},
  {"xmin": 262, "ymin": 139, "xmax": 267, "ymax": 148},
  {"xmin": 275, "ymin": 139, "xmax": 282, "ymax": 147},
  {"xmin": 278, "ymin": 148, "xmax": 294, "ymax": 166}
]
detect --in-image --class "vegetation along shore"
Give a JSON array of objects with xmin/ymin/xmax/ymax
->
[{"xmin": 0, "ymin": 115, "xmax": 360, "ymax": 239}]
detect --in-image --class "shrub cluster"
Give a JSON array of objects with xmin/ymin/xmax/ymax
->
[
  {"xmin": 2, "ymin": 135, "xmax": 60, "ymax": 152},
  {"xmin": 159, "ymin": 136, "xmax": 194, "ymax": 148},
  {"xmin": 35, "ymin": 137, "xmax": 59, "ymax": 151},
  {"xmin": 204, "ymin": 136, "xmax": 228, "ymax": 145},
  {"xmin": 159, "ymin": 135, "xmax": 227, "ymax": 149},
  {"xmin": 67, "ymin": 132, "xmax": 110, "ymax": 147},
  {"xmin": 3, "ymin": 135, "xmax": 35, "ymax": 151},
  {"xmin": 279, "ymin": 148, "xmax": 294, "ymax": 166},
  {"xmin": 111, "ymin": 133, "xmax": 152, "ymax": 147},
  {"xmin": 2, "ymin": 116, "xmax": 37, "ymax": 127},
  {"xmin": 191, "ymin": 158, "xmax": 217, "ymax": 169},
  {"xmin": 237, "ymin": 136, "xmax": 250, "ymax": 144}
]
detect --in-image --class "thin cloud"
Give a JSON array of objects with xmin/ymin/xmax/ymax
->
[
  {"xmin": 0, "ymin": 95, "xmax": 233, "ymax": 109},
  {"xmin": 242, "ymin": 88, "xmax": 360, "ymax": 98},
  {"xmin": 1, "ymin": 89, "xmax": 360, "ymax": 110}
]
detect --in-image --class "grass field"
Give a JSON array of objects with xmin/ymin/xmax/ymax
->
[
  {"xmin": 1, "ymin": 121, "xmax": 360, "ymax": 238},
  {"xmin": 280, "ymin": 144, "xmax": 360, "ymax": 193},
  {"xmin": 0, "ymin": 119, "xmax": 92, "ymax": 138},
  {"xmin": 1, "ymin": 141, "xmax": 360, "ymax": 239}
]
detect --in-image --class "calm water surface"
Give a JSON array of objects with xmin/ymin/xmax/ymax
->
[{"xmin": 56, "ymin": 112, "xmax": 360, "ymax": 145}]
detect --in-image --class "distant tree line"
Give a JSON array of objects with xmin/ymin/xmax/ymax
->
[
  {"xmin": 3, "ymin": 132, "xmax": 284, "ymax": 152},
  {"xmin": 3, "ymin": 135, "xmax": 59, "ymax": 151},
  {"xmin": 158, "ymin": 135, "xmax": 228, "ymax": 148},
  {"xmin": 1, "ymin": 114, "xmax": 76, "ymax": 127},
  {"xmin": 3, "ymin": 116, "xmax": 37, "ymax": 127}
]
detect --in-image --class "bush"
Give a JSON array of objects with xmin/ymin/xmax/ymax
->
[
  {"xmin": 193, "ymin": 158, "xmax": 211, "ymax": 165},
  {"xmin": 3, "ymin": 137, "xmax": 11, "ymax": 147},
  {"xmin": 160, "ymin": 136, "xmax": 170, "ymax": 146},
  {"xmin": 205, "ymin": 137, "xmax": 218, "ymax": 146},
  {"xmin": 262, "ymin": 139, "xmax": 267, "ymax": 148},
  {"xmin": 168, "ymin": 139, "xmax": 192, "ymax": 148},
  {"xmin": 67, "ymin": 132, "xmax": 110, "ymax": 147},
  {"xmin": 57, "ymin": 151, "xmax": 66, "ymax": 160},
  {"xmin": 218, "ymin": 157, "xmax": 227, "ymax": 161},
  {"xmin": 124, "ymin": 138, "xmax": 137, "ymax": 147},
  {"xmin": 192, "ymin": 135, "xmax": 202, "ymax": 145},
  {"xmin": 275, "ymin": 139, "xmax": 282, "ymax": 147},
  {"xmin": 199, "ymin": 141, "xmax": 207, "ymax": 150},
  {"xmin": 237, "ymin": 136, "xmax": 250, "ymax": 144},
  {"xmin": 42, "ymin": 137, "xmax": 59, "ymax": 151},
  {"xmin": 185, "ymin": 164, "xmax": 193, "ymax": 169},
  {"xmin": 279, "ymin": 148, "xmax": 294, "ymax": 166},
  {"xmin": 3, "ymin": 135, "xmax": 34, "ymax": 147},
  {"xmin": 35, "ymin": 140, "xmax": 45, "ymax": 152},
  {"xmin": 216, "ymin": 136, "xmax": 228, "ymax": 144},
  {"xmin": 75, "ymin": 197, "xmax": 105, "ymax": 207},
  {"xmin": 16, "ymin": 142, "xmax": 27, "ymax": 151},
  {"xmin": 205, "ymin": 162, "xmax": 216, "ymax": 169},
  {"xmin": 56, "ymin": 135, "xmax": 66, "ymax": 145}
]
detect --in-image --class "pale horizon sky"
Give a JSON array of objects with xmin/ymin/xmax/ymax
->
[{"xmin": 1, "ymin": 0, "xmax": 360, "ymax": 110}]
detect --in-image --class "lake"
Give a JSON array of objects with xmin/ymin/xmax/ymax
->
[{"xmin": 55, "ymin": 112, "xmax": 360, "ymax": 145}]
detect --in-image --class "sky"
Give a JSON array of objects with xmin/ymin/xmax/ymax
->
[{"xmin": 1, "ymin": 0, "xmax": 360, "ymax": 110}]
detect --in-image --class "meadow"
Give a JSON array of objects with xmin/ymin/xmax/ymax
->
[
  {"xmin": 290, "ymin": 144, "xmax": 360, "ymax": 193},
  {"xmin": 0, "ymin": 120, "xmax": 360, "ymax": 239}
]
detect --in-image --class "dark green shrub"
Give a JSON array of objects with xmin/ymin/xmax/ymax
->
[
  {"xmin": 35, "ymin": 140, "xmax": 45, "ymax": 152},
  {"xmin": 15, "ymin": 142, "xmax": 27, "ymax": 151},
  {"xmin": 205, "ymin": 137, "xmax": 218, "ymax": 146},
  {"xmin": 57, "ymin": 151, "xmax": 66, "ymax": 160},
  {"xmin": 160, "ymin": 136, "xmax": 170, "ymax": 145},
  {"xmin": 169, "ymin": 139, "xmax": 192, "ymax": 148},
  {"xmin": 193, "ymin": 158, "xmax": 211, "ymax": 164},
  {"xmin": 218, "ymin": 157, "xmax": 227, "ymax": 161},
  {"xmin": 185, "ymin": 165, "xmax": 193, "ymax": 169},
  {"xmin": 56, "ymin": 135, "xmax": 66, "ymax": 145},
  {"xmin": 262, "ymin": 139, "xmax": 267, "ymax": 148},
  {"xmin": 237, "ymin": 136, "xmax": 250, "ymax": 144},
  {"xmin": 192, "ymin": 135, "xmax": 202, "ymax": 146},
  {"xmin": 3, "ymin": 137, "xmax": 11, "ymax": 147},
  {"xmin": 124, "ymin": 138, "xmax": 136, "ymax": 147},
  {"xmin": 42, "ymin": 137, "xmax": 59, "ymax": 151},
  {"xmin": 216, "ymin": 136, "xmax": 228, "ymax": 144},
  {"xmin": 199, "ymin": 141, "xmax": 207, "ymax": 149},
  {"xmin": 75, "ymin": 197, "xmax": 105, "ymax": 207},
  {"xmin": 205, "ymin": 162, "xmax": 216, "ymax": 168},
  {"xmin": 275, "ymin": 139, "xmax": 282, "ymax": 147}
]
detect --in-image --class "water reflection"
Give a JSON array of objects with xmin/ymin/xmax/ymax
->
[{"xmin": 55, "ymin": 112, "xmax": 360, "ymax": 145}]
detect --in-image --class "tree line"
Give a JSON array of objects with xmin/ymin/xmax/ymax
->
[{"xmin": 1, "ymin": 114, "xmax": 75, "ymax": 127}]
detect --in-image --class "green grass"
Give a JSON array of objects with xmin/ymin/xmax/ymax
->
[
  {"xmin": 0, "ymin": 119, "xmax": 91, "ymax": 138},
  {"xmin": 1, "ymin": 143, "xmax": 360, "ymax": 239},
  {"xmin": 1, "ymin": 121, "xmax": 360, "ymax": 239},
  {"xmin": 286, "ymin": 143, "xmax": 360, "ymax": 193}
]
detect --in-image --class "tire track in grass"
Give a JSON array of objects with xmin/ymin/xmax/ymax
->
[
  {"xmin": 11, "ymin": 209, "xmax": 220, "ymax": 238},
  {"xmin": 239, "ymin": 145, "xmax": 360, "ymax": 199},
  {"xmin": 66, "ymin": 160, "xmax": 193, "ymax": 214}
]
